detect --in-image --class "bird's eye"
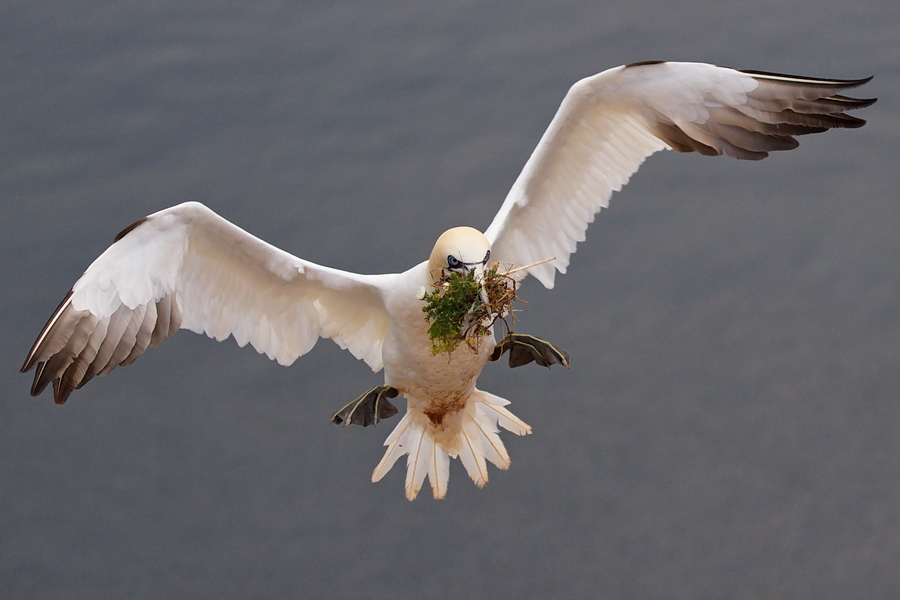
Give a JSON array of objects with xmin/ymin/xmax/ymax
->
[{"xmin": 447, "ymin": 255, "xmax": 462, "ymax": 269}]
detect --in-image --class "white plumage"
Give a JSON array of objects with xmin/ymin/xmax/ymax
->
[{"xmin": 22, "ymin": 62, "xmax": 874, "ymax": 499}]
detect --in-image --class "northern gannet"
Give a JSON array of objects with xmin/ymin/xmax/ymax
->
[{"xmin": 21, "ymin": 61, "xmax": 875, "ymax": 499}]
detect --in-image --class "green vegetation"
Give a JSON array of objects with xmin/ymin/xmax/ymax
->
[{"xmin": 422, "ymin": 267, "xmax": 518, "ymax": 355}]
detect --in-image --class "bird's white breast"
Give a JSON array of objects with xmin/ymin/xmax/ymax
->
[{"xmin": 379, "ymin": 262, "xmax": 495, "ymax": 424}]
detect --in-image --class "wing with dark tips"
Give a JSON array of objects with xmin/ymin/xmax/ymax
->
[
  {"xmin": 486, "ymin": 61, "xmax": 875, "ymax": 288},
  {"xmin": 22, "ymin": 202, "xmax": 394, "ymax": 404}
]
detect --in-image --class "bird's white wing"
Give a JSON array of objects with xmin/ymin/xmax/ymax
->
[
  {"xmin": 22, "ymin": 201, "xmax": 395, "ymax": 404},
  {"xmin": 485, "ymin": 61, "xmax": 875, "ymax": 288}
]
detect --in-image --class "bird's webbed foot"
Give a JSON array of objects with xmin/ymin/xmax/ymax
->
[
  {"xmin": 330, "ymin": 385, "xmax": 400, "ymax": 427},
  {"xmin": 490, "ymin": 333, "xmax": 570, "ymax": 369}
]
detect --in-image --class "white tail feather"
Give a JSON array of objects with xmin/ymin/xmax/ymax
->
[
  {"xmin": 405, "ymin": 426, "xmax": 429, "ymax": 500},
  {"xmin": 469, "ymin": 408, "xmax": 511, "ymax": 470},
  {"xmin": 478, "ymin": 391, "xmax": 532, "ymax": 436},
  {"xmin": 371, "ymin": 412, "xmax": 413, "ymax": 482},
  {"xmin": 372, "ymin": 389, "xmax": 531, "ymax": 500},
  {"xmin": 430, "ymin": 442, "xmax": 450, "ymax": 499},
  {"xmin": 458, "ymin": 422, "xmax": 489, "ymax": 488}
]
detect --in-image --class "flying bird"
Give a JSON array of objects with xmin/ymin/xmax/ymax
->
[{"xmin": 22, "ymin": 61, "xmax": 875, "ymax": 500}]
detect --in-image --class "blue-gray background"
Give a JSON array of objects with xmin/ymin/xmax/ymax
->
[{"xmin": 2, "ymin": 1, "xmax": 898, "ymax": 598}]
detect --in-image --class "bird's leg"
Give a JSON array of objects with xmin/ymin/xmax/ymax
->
[
  {"xmin": 490, "ymin": 333, "xmax": 570, "ymax": 369},
  {"xmin": 331, "ymin": 385, "xmax": 400, "ymax": 427}
]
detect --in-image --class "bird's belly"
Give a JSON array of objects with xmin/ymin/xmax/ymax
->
[{"xmin": 382, "ymin": 323, "xmax": 494, "ymax": 429}]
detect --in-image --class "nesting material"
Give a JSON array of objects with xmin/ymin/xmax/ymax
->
[{"xmin": 421, "ymin": 265, "xmax": 520, "ymax": 356}]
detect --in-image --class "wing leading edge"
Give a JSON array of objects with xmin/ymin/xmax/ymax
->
[
  {"xmin": 22, "ymin": 202, "xmax": 394, "ymax": 404},
  {"xmin": 486, "ymin": 61, "xmax": 875, "ymax": 288}
]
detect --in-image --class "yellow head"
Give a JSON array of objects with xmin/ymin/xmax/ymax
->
[{"xmin": 427, "ymin": 227, "xmax": 492, "ymax": 285}]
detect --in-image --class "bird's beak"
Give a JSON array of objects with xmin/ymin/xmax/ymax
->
[
  {"xmin": 466, "ymin": 263, "xmax": 490, "ymax": 306},
  {"xmin": 468, "ymin": 262, "xmax": 486, "ymax": 280},
  {"xmin": 448, "ymin": 260, "xmax": 487, "ymax": 280}
]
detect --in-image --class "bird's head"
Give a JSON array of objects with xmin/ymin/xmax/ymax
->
[{"xmin": 428, "ymin": 227, "xmax": 492, "ymax": 285}]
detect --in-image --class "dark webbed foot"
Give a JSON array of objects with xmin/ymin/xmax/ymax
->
[
  {"xmin": 490, "ymin": 333, "xmax": 570, "ymax": 369},
  {"xmin": 331, "ymin": 385, "xmax": 400, "ymax": 427}
]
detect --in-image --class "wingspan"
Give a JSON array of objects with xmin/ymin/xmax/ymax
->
[
  {"xmin": 22, "ymin": 201, "xmax": 394, "ymax": 404},
  {"xmin": 485, "ymin": 61, "xmax": 876, "ymax": 288}
]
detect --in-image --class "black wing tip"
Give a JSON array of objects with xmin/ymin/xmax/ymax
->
[
  {"xmin": 27, "ymin": 361, "xmax": 74, "ymax": 404},
  {"xmin": 624, "ymin": 60, "xmax": 667, "ymax": 68},
  {"xmin": 22, "ymin": 290, "xmax": 75, "ymax": 373},
  {"xmin": 52, "ymin": 379, "xmax": 73, "ymax": 405},
  {"xmin": 114, "ymin": 216, "xmax": 148, "ymax": 242},
  {"xmin": 836, "ymin": 115, "xmax": 868, "ymax": 129},
  {"xmin": 623, "ymin": 63, "xmax": 876, "ymax": 92},
  {"xmin": 30, "ymin": 362, "xmax": 50, "ymax": 396},
  {"xmin": 740, "ymin": 68, "xmax": 875, "ymax": 89},
  {"xmin": 837, "ymin": 96, "xmax": 878, "ymax": 110},
  {"xmin": 21, "ymin": 349, "xmax": 42, "ymax": 373}
]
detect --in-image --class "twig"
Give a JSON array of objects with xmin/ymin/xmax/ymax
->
[{"xmin": 503, "ymin": 257, "xmax": 556, "ymax": 276}]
